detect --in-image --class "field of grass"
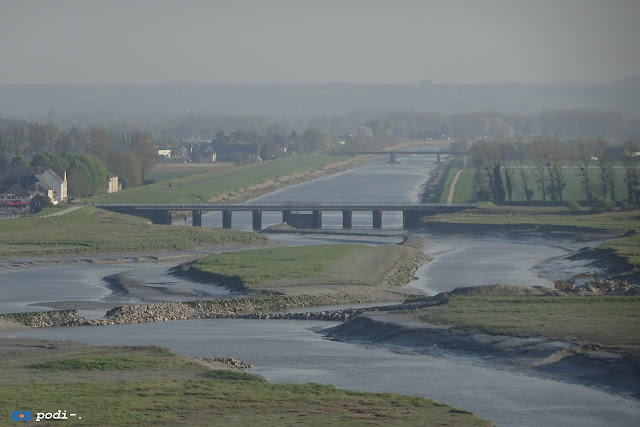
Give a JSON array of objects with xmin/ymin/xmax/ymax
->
[
  {"xmin": 0, "ymin": 344, "xmax": 489, "ymax": 426},
  {"xmin": 443, "ymin": 160, "xmax": 629, "ymax": 204},
  {"xmin": 0, "ymin": 207, "xmax": 267, "ymax": 257},
  {"xmin": 192, "ymin": 243, "xmax": 420, "ymax": 291},
  {"xmin": 438, "ymin": 156, "xmax": 474, "ymax": 203},
  {"xmin": 501, "ymin": 166, "xmax": 628, "ymax": 203},
  {"xmin": 90, "ymin": 154, "xmax": 348, "ymax": 203},
  {"xmin": 148, "ymin": 162, "xmax": 234, "ymax": 182},
  {"xmin": 417, "ymin": 295, "xmax": 640, "ymax": 356}
]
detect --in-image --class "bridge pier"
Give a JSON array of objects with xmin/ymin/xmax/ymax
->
[
  {"xmin": 222, "ymin": 210, "xmax": 232, "ymax": 229},
  {"xmin": 436, "ymin": 153, "xmax": 441, "ymax": 163},
  {"xmin": 312, "ymin": 210, "xmax": 322, "ymax": 228},
  {"xmin": 403, "ymin": 210, "xmax": 425, "ymax": 229},
  {"xmin": 389, "ymin": 153, "xmax": 397, "ymax": 163},
  {"xmin": 282, "ymin": 210, "xmax": 291, "ymax": 224},
  {"xmin": 372, "ymin": 210, "xmax": 382, "ymax": 229},
  {"xmin": 192, "ymin": 210, "xmax": 202, "ymax": 226},
  {"xmin": 252, "ymin": 210, "xmax": 262, "ymax": 230},
  {"xmin": 342, "ymin": 210, "xmax": 352, "ymax": 228},
  {"xmin": 151, "ymin": 209, "xmax": 172, "ymax": 225},
  {"xmin": 282, "ymin": 210, "xmax": 322, "ymax": 229}
]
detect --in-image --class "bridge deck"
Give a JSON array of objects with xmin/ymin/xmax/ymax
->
[
  {"xmin": 340, "ymin": 151, "xmax": 466, "ymax": 155},
  {"xmin": 94, "ymin": 202, "xmax": 477, "ymax": 211}
]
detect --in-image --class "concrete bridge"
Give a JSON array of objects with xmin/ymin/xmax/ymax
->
[
  {"xmin": 95, "ymin": 202, "xmax": 477, "ymax": 230},
  {"xmin": 339, "ymin": 151, "xmax": 467, "ymax": 163}
]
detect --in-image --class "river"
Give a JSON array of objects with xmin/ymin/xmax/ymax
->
[{"xmin": 2, "ymin": 152, "xmax": 638, "ymax": 426}]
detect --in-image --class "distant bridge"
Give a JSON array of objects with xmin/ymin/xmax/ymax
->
[
  {"xmin": 339, "ymin": 151, "xmax": 467, "ymax": 163},
  {"xmin": 95, "ymin": 202, "xmax": 478, "ymax": 230}
]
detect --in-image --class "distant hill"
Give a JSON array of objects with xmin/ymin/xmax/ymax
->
[{"xmin": 1, "ymin": 78, "xmax": 639, "ymax": 121}]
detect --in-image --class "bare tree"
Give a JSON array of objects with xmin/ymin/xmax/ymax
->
[
  {"xmin": 87, "ymin": 126, "xmax": 109, "ymax": 160},
  {"xmin": 575, "ymin": 139, "xmax": 594, "ymax": 201},
  {"xmin": 471, "ymin": 140, "xmax": 509, "ymax": 202},
  {"xmin": 529, "ymin": 137, "xmax": 552, "ymax": 201},
  {"xmin": 0, "ymin": 129, "xmax": 8, "ymax": 164},
  {"xmin": 53, "ymin": 130, "xmax": 75, "ymax": 155},
  {"xmin": 29, "ymin": 122, "xmax": 59, "ymax": 155},
  {"xmin": 545, "ymin": 140, "xmax": 569, "ymax": 201},
  {"xmin": 131, "ymin": 131, "xmax": 156, "ymax": 183},
  {"xmin": 594, "ymin": 139, "xmax": 613, "ymax": 202},
  {"xmin": 515, "ymin": 138, "xmax": 533, "ymax": 201},
  {"xmin": 472, "ymin": 142, "xmax": 495, "ymax": 201},
  {"xmin": 107, "ymin": 151, "xmax": 143, "ymax": 187},
  {"xmin": 622, "ymin": 140, "xmax": 640, "ymax": 204},
  {"xmin": 7, "ymin": 124, "xmax": 29, "ymax": 158},
  {"xmin": 67, "ymin": 168, "xmax": 89, "ymax": 198}
]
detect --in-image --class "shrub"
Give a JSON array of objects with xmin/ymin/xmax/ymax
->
[{"xmin": 566, "ymin": 201, "xmax": 581, "ymax": 212}]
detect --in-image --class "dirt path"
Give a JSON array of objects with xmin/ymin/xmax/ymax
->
[
  {"xmin": 446, "ymin": 157, "xmax": 467, "ymax": 203},
  {"xmin": 47, "ymin": 204, "xmax": 86, "ymax": 216},
  {"xmin": 0, "ymin": 204, "xmax": 86, "ymax": 221}
]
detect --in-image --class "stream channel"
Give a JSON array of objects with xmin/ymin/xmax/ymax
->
[{"xmin": 1, "ymin": 152, "xmax": 638, "ymax": 426}]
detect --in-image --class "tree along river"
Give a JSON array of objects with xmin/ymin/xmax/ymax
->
[{"xmin": 2, "ymin": 153, "xmax": 638, "ymax": 426}]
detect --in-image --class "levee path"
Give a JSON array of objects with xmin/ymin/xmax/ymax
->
[{"xmin": 446, "ymin": 157, "xmax": 467, "ymax": 204}]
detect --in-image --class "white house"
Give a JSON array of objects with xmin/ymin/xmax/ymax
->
[
  {"xmin": 37, "ymin": 169, "xmax": 67, "ymax": 204},
  {"xmin": 158, "ymin": 149, "xmax": 172, "ymax": 159}
]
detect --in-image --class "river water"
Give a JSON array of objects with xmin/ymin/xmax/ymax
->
[{"xmin": 2, "ymin": 153, "xmax": 638, "ymax": 426}]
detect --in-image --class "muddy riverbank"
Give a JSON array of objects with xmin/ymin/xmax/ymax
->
[{"xmin": 324, "ymin": 311, "xmax": 640, "ymax": 400}]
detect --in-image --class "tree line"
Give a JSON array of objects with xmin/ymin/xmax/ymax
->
[
  {"xmin": 0, "ymin": 123, "xmax": 156, "ymax": 194},
  {"xmin": 350, "ymin": 109, "xmax": 636, "ymax": 143},
  {"xmin": 470, "ymin": 138, "xmax": 640, "ymax": 205}
]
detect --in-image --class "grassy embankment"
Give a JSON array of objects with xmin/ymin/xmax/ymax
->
[
  {"xmin": 185, "ymin": 239, "xmax": 427, "ymax": 298},
  {"xmin": 416, "ymin": 295, "xmax": 640, "ymax": 358},
  {"xmin": 1, "ymin": 155, "xmax": 354, "ymax": 257},
  {"xmin": 90, "ymin": 154, "xmax": 349, "ymax": 203},
  {"xmin": 0, "ymin": 344, "xmax": 488, "ymax": 426},
  {"xmin": 0, "ymin": 207, "xmax": 267, "ymax": 257}
]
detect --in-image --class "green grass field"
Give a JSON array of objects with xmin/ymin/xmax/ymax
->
[
  {"xmin": 0, "ymin": 207, "xmax": 267, "ymax": 257},
  {"xmin": 91, "ymin": 154, "xmax": 348, "ymax": 203},
  {"xmin": 191, "ymin": 243, "xmax": 421, "ymax": 291},
  {"xmin": 194, "ymin": 244, "xmax": 372, "ymax": 284},
  {"xmin": 0, "ymin": 344, "xmax": 489, "ymax": 426},
  {"xmin": 445, "ymin": 159, "xmax": 630, "ymax": 203},
  {"xmin": 501, "ymin": 166, "xmax": 628, "ymax": 203},
  {"xmin": 418, "ymin": 295, "xmax": 640, "ymax": 356},
  {"xmin": 147, "ymin": 162, "xmax": 235, "ymax": 182},
  {"xmin": 438, "ymin": 156, "xmax": 474, "ymax": 203}
]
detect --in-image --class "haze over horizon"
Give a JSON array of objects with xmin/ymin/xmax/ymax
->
[{"xmin": 2, "ymin": 0, "xmax": 639, "ymax": 86}]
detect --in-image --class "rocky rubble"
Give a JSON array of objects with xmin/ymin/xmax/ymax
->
[
  {"xmin": 559, "ymin": 279, "xmax": 640, "ymax": 296},
  {"xmin": 261, "ymin": 222, "xmax": 298, "ymax": 232},
  {"xmin": 101, "ymin": 301, "xmax": 367, "ymax": 325},
  {"xmin": 202, "ymin": 357, "xmax": 253, "ymax": 369},
  {"xmin": 0, "ymin": 310, "xmax": 85, "ymax": 328},
  {"xmin": 9, "ymin": 278, "xmax": 635, "ymax": 329}
]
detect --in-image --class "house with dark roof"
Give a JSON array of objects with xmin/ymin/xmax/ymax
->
[{"xmin": 0, "ymin": 167, "xmax": 68, "ymax": 205}]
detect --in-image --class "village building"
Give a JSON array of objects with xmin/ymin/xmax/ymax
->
[
  {"xmin": 107, "ymin": 173, "xmax": 121, "ymax": 193},
  {"xmin": 0, "ymin": 167, "xmax": 68, "ymax": 205},
  {"xmin": 157, "ymin": 149, "xmax": 172, "ymax": 159}
]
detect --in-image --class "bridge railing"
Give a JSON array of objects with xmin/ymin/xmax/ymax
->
[{"xmin": 94, "ymin": 202, "xmax": 478, "ymax": 209}]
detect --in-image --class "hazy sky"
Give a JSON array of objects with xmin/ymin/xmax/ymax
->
[{"xmin": 1, "ymin": 0, "xmax": 639, "ymax": 85}]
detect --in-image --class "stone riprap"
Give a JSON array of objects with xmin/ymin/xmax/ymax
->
[{"xmin": 202, "ymin": 357, "xmax": 253, "ymax": 369}]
